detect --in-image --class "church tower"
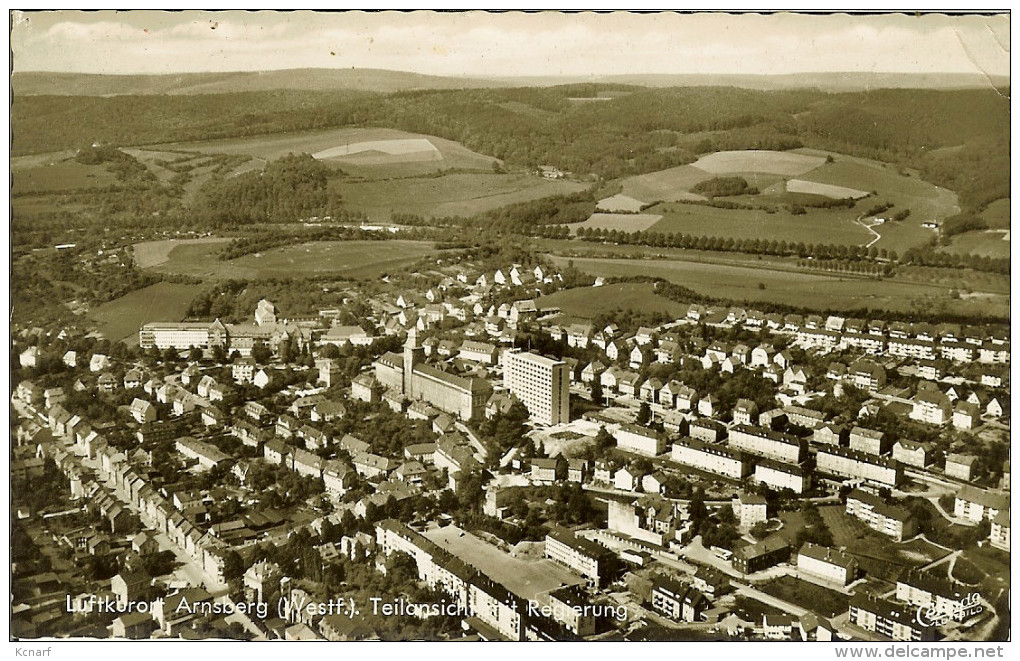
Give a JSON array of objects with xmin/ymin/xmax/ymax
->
[{"xmin": 403, "ymin": 327, "xmax": 424, "ymax": 397}]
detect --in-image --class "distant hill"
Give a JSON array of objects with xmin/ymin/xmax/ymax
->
[
  {"xmin": 13, "ymin": 68, "xmax": 1009, "ymax": 96},
  {"xmin": 498, "ymin": 71, "xmax": 1011, "ymax": 92},
  {"xmin": 11, "ymin": 68, "xmax": 513, "ymax": 96}
]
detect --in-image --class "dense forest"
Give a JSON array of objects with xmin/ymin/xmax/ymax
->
[
  {"xmin": 192, "ymin": 153, "xmax": 344, "ymax": 226},
  {"xmin": 13, "ymin": 85, "xmax": 1009, "ymax": 216}
]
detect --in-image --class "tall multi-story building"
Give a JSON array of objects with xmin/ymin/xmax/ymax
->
[{"xmin": 502, "ymin": 350, "xmax": 570, "ymax": 425}]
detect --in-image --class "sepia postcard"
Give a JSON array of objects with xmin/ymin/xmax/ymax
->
[{"xmin": 8, "ymin": 9, "xmax": 1012, "ymax": 653}]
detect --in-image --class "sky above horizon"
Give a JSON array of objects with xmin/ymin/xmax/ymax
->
[{"xmin": 10, "ymin": 10, "xmax": 1011, "ymax": 78}]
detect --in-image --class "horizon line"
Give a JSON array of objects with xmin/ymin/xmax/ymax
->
[{"xmin": 12, "ymin": 66, "xmax": 1012, "ymax": 79}]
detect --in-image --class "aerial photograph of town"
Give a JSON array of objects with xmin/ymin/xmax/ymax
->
[{"xmin": 7, "ymin": 9, "xmax": 1012, "ymax": 651}]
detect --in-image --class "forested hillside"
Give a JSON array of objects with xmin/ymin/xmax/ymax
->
[{"xmin": 12, "ymin": 85, "xmax": 1009, "ymax": 215}]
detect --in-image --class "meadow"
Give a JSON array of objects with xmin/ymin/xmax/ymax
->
[
  {"xmin": 147, "ymin": 239, "xmax": 440, "ymax": 280},
  {"xmin": 132, "ymin": 237, "xmax": 233, "ymax": 268},
  {"xmin": 980, "ymin": 198, "xmax": 1009, "ymax": 229},
  {"xmin": 87, "ymin": 281, "xmax": 197, "ymax": 345},
  {"xmin": 536, "ymin": 282, "xmax": 687, "ymax": 319},
  {"xmin": 795, "ymin": 152, "xmax": 960, "ymax": 221},
  {"xmin": 942, "ymin": 230, "xmax": 1011, "ymax": 259},
  {"xmin": 12, "ymin": 160, "xmax": 118, "ymax": 194},
  {"xmin": 546, "ymin": 255, "xmax": 1008, "ymax": 318},
  {"xmin": 336, "ymin": 173, "xmax": 584, "ymax": 221},
  {"xmin": 645, "ymin": 202, "xmax": 872, "ymax": 246}
]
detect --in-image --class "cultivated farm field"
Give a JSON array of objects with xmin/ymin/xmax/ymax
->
[
  {"xmin": 147, "ymin": 240, "xmax": 441, "ymax": 280},
  {"xmin": 336, "ymin": 173, "xmax": 584, "ymax": 221},
  {"xmin": 692, "ymin": 150, "xmax": 826, "ymax": 176},
  {"xmin": 785, "ymin": 179, "xmax": 868, "ymax": 199}
]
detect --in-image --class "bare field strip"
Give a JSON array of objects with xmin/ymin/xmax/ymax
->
[{"xmin": 786, "ymin": 179, "xmax": 869, "ymax": 199}]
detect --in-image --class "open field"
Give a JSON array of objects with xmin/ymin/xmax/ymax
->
[
  {"xmin": 865, "ymin": 219, "xmax": 939, "ymax": 255},
  {"xmin": 538, "ymin": 238, "xmax": 1009, "ymax": 302},
  {"xmin": 336, "ymin": 173, "xmax": 584, "ymax": 221},
  {"xmin": 942, "ymin": 230, "xmax": 1010, "ymax": 259},
  {"xmin": 546, "ymin": 255, "xmax": 1009, "ymax": 318},
  {"xmin": 12, "ymin": 160, "xmax": 118, "ymax": 194},
  {"xmin": 133, "ymin": 237, "xmax": 233, "ymax": 268},
  {"xmin": 759, "ymin": 575, "xmax": 849, "ymax": 618},
  {"xmin": 425, "ymin": 525, "xmax": 584, "ymax": 600},
  {"xmin": 155, "ymin": 127, "xmax": 498, "ymax": 177},
  {"xmin": 619, "ymin": 165, "xmax": 713, "ymax": 203},
  {"xmin": 692, "ymin": 150, "xmax": 826, "ymax": 176},
  {"xmin": 980, "ymin": 198, "xmax": 1009, "ymax": 229},
  {"xmin": 797, "ymin": 153, "xmax": 956, "ymax": 215},
  {"xmin": 566, "ymin": 212, "xmax": 664, "ymax": 235},
  {"xmin": 13, "ymin": 196, "xmax": 89, "ymax": 218},
  {"xmin": 87, "ymin": 282, "xmax": 197, "ymax": 345},
  {"xmin": 148, "ymin": 240, "xmax": 440, "ymax": 280},
  {"xmin": 606, "ymin": 149, "xmax": 957, "ymax": 254},
  {"xmin": 536, "ymin": 282, "xmax": 688, "ymax": 319},
  {"xmin": 644, "ymin": 202, "xmax": 872, "ymax": 246}
]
